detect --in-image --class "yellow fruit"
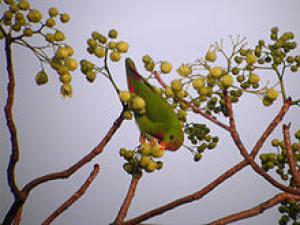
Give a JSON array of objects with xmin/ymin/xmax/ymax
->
[
  {"xmin": 46, "ymin": 18, "xmax": 56, "ymax": 27},
  {"xmin": 59, "ymin": 73, "xmax": 72, "ymax": 83},
  {"xmin": 65, "ymin": 58, "xmax": 78, "ymax": 71},
  {"xmin": 54, "ymin": 30, "xmax": 65, "ymax": 42},
  {"xmin": 145, "ymin": 161, "xmax": 156, "ymax": 173},
  {"xmin": 177, "ymin": 64, "xmax": 192, "ymax": 77},
  {"xmin": 86, "ymin": 71, "xmax": 96, "ymax": 82},
  {"xmin": 210, "ymin": 67, "xmax": 223, "ymax": 78},
  {"xmin": 94, "ymin": 47, "xmax": 105, "ymax": 58},
  {"xmin": 18, "ymin": 0, "xmax": 30, "ymax": 10},
  {"xmin": 221, "ymin": 74, "xmax": 233, "ymax": 88},
  {"xmin": 139, "ymin": 156, "xmax": 151, "ymax": 168},
  {"xmin": 23, "ymin": 28, "xmax": 33, "ymax": 37},
  {"xmin": 139, "ymin": 143, "xmax": 151, "ymax": 155},
  {"xmin": 205, "ymin": 51, "xmax": 217, "ymax": 62},
  {"xmin": 265, "ymin": 89, "xmax": 279, "ymax": 101},
  {"xmin": 131, "ymin": 96, "xmax": 146, "ymax": 110},
  {"xmin": 57, "ymin": 66, "xmax": 68, "ymax": 76},
  {"xmin": 116, "ymin": 41, "xmax": 129, "ymax": 53},
  {"xmin": 107, "ymin": 41, "xmax": 116, "ymax": 49},
  {"xmin": 65, "ymin": 45, "xmax": 74, "ymax": 56},
  {"xmin": 123, "ymin": 111, "xmax": 133, "ymax": 120},
  {"xmin": 160, "ymin": 61, "xmax": 173, "ymax": 74},
  {"xmin": 87, "ymin": 38, "xmax": 97, "ymax": 48},
  {"xmin": 56, "ymin": 47, "xmax": 69, "ymax": 59},
  {"xmin": 246, "ymin": 53, "xmax": 257, "ymax": 64},
  {"xmin": 248, "ymin": 73, "xmax": 260, "ymax": 84},
  {"xmin": 27, "ymin": 10, "xmax": 42, "ymax": 23},
  {"xmin": 119, "ymin": 91, "xmax": 131, "ymax": 103},
  {"xmin": 110, "ymin": 51, "xmax": 121, "ymax": 62},
  {"xmin": 142, "ymin": 55, "xmax": 151, "ymax": 64},
  {"xmin": 144, "ymin": 60, "xmax": 155, "ymax": 72},
  {"xmin": 48, "ymin": 7, "xmax": 59, "ymax": 17},
  {"xmin": 171, "ymin": 79, "xmax": 183, "ymax": 92},
  {"xmin": 151, "ymin": 145, "xmax": 164, "ymax": 158},
  {"xmin": 192, "ymin": 78, "xmax": 204, "ymax": 90},
  {"xmin": 60, "ymin": 13, "xmax": 70, "ymax": 23}
]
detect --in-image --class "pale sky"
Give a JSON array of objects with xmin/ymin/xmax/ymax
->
[{"xmin": 1, "ymin": 0, "xmax": 300, "ymax": 224}]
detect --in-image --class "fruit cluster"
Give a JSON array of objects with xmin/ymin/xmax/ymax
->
[
  {"xmin": 259, "ymin": 130, "xmax": 300, "ymax": 185},
  {"xmin": 142, "ymin": 55, "xmax": 172, "ymax": 74},
  {"xmin": 184, "ymin": 123, "xmax": 219, "ymax": 161},
  {"xmin": 278, "ymin": 199, "xmax": 300, "ymax": 225},
  {"xmin": 80, "ymin": 29, "xmax": 129, "ymax": 83},
  {"xmin": 0, "ymin": 0, "xmax": 77, "ymax": 97},
  {"xmin": 120, "ymin": 143, "xmax": 164, "ymax": 176},
  {"xmin": 119, "ymin": 91, "xmax": 147, "ymax": 119}
]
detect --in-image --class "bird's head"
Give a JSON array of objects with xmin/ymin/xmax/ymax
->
[{"xmin": 160, "ymin": 127, "xmax": 184, "ymax": 151}]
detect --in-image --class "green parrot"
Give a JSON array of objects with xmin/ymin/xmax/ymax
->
[{"xmin": 125, "ymin": 57, "xmax": 184, "ymax": 151}]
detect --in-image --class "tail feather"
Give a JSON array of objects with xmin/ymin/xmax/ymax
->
[{"xmin": 126, "ymin": 57, "xmax": 142, "ymax": 93}]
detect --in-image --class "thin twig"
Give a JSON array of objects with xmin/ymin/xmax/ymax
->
[
  {"xmin": 224, "ymin": 92, "xmax": 300, "ymax": 194},
  {"xmin": 208, "ymin": 192, "xmax": 300, "ymax": 225},
  {"xmin": 42, "ymin": 164, "xmax": 100, "ymax": 225},
  {"xmin": 114, "ymin": 175, "xmax": 141, "ymax": 224},
  {"xmin": 283, "ymin": 123, "xmax": 300, "ymax": 188}
]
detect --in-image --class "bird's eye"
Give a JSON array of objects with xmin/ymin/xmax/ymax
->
[{"xmin": 169, "ymin": 134, "xmax": 175, "ymax": 140}]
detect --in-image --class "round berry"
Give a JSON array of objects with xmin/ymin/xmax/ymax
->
[
  {"xmin": 144, "ymin": 60, "xmax": 155, "ymax": 72},
  {"xmin": 116, "ymin": 41, "xmax": 129, "ymax": 53},
  {"xmin": 108, "ymin": 29, "xmax": 118, "ymax": 39},
  {"xmin": 142, "ymin": 55, "xmax": 152, "ymax": 64},
  {"xmin": 35, "ymin": 70, "xmax": 48, "ymax": 85},
  {"xmin": 192, "ymin": 78, "xmax": 204, "ymax": 90},
  {"xmin": 119, "ymin": 91, "xmax": 131, "ymax": 103},
  {"xmin": 27, "ymin": 9, "xmax": 42, "ymax": 23},
  {"xmin": 248, "ymin": 73, "xmax": 260, "ymax": 84},
  {"xmin": 205, "ymin": 51, "xmax": 217, "ymax": 62},
  {"xmin": 86, "ymin": 71, "xmax": 96, "ymax": 82},
  {"xmin": 177, "ymin": 64, "xmax": 192, "ymax": 77},
  {"xmin": 65, "ymin": 58, "xmax": 78, "ymax": 71},
  {"xmin": 246, "ymin": 53, "xmax": 257, "ymax": 64},
  {"xmin": 265, "ymin": 88, "xmax": 279, "ymax": 101},
  {"xmin": 123, "ymin": 111, "xmax": 133, "ymax": 120},
  {"xmin": 54, "ymin": 30, "xmax": 65, "ymax": 42},
  {"xmin": 18, "ymin": 0, "xmax": 30, "ymax": 10},
  {"xmin": 210, "ymin": 67, "xmax": 223, "ymax": 78},
  {"xmin": 160, "ymin": 61, "xmax": 172, "ymax": 74},
  {"xmin": 110, "ymin": 51, "xmax": 121, "ymax": 62},
  {"xmin": 48, "ymin": 7, "xmax": 59, "ymax": 17},
  {"xmin": 171, "ymin": 79, "xmax": 183, "ymax": 92},
  {"xmin": 131, "ymin": 96, "xmax": 146, "ymax": 110},
  {"xmin": 60, "ymin": 13, "xmax": 70, "ymax": 23},
  {"xmin": 151, "ymin": 145, "xmax": 164, "ymax": 158},
  {"xmin": 221, "ymin": 74, "xmax": 233, "ymax": 88},
  {"xmin": 94, "ymin": 47, "xmax": 105, "ymax": 58},
  {"xmin": 59, "ymin": 73, "xmax": 72, "ymax": 84}
]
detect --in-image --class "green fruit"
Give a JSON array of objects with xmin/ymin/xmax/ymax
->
[
  {"xmin": 232, "ymin": 67, "xmax": 239, "ymax": 75},
  {"xmin": 161, "ymin": 61, "xmax": 173, "ymax": 74},
  {"xmin": 246, "ymin": 53, "xmax": 257, "ymax": 64},
  {"xmin": 107, "ymin": 41, "xmax": 116, "ymax": 49},
  {"xmin": 123, "ymin": 163, "xmax": 134, "ymax": 174},
  {"xmin": 94, "ymin": 47, "xmax": 105, "ymax": 58},
  {"xmin": 116, "ymin": 41, "xmax": 129, "ymax": 53},
  {"xmin": 210, "ymin": 67, "xmax": 223, "ymax": 78},
  {"xmin": 87, "ymin": 38, "xmax": 97, "ymax": 48},
  {"xmin": 86, "ymin": 71, "xmax": 96, "ymax": 82},
  {"xmin": 27, "ymin": 9, "xmax": 42, "ymax": 23},
  {"xmin": 151, "ymin": 145, "xmax": 164, "ymax": 158},
  {"xmin": 237, "ymin": 75, "xmax": 245, "ymax": 83},
  {"xmin": 265, "ymin": 88, "xmax": 279, "ymax": 101},
  {"xmin": 177, "ymin": 64, "xmax": 192, "ymax": 77},
  {"xmin": 119, "ymin": 148, "xmax": 127, "ymax": 157},
  {"xmin": 271, "ymin": 27, "xmax": 279, "ymax": 34},
  {"xmin": 292, "ymin": 143, "xmax": 300, "ymax": 152},
  {"xmin": 177, "ymin": 109, "xmax": 187, "ymax": 121},
  {"xmin": 123, "ymin": 111, "xmax": 133, "ymax": 120},
  {"xmin": 56, "ymin": 47, "xmax": 69, "ymax": 59},
  {"xmin": 144, "ymin": 60, "xmax": 155, "ymax": 72},
  {"xmin": 35, "ymin": 70, "xmax": 48, "ymax": 85},
  {"xmin": 119, "ymin": 91, "xmax": 131, "ymax": 103},
  {"xmin": 205, "ymin": 51, "xmax": 217, "ymax": 62},
  {"xmin": 108, "ymin": 29, "xmax": 118, "ymax": 39},
  {"xmin": 262, "ymin": 97, "xmax": 273, "ymax": 106},
  {"xmin": 234, "ymin": 56, "xmax": 243, "ymax": 64},
  {"xmin": 124, "ymin": 150, "xmax": 134, "ymax": 161},
  {"xmin": 156, "ymin": 161, "xmax": 163, "ymax": 170},
  {"xmin": 171, "ymin": 79, "xmax": 183, "ymax": 92},
  {"xmin": 194, "ymin": 153, "xmax": 202, "ymax": 161},
  {"xmin": 142, "ymin": 55, "xmax": 151, "ymax": 64},
  {"xmin": 46, "ymin": 18, "xmax": 56, "ymax": 27},
  {"xmin": 131, "ymin": 96, "xmax": 146, "ymax": 110},
  {"xmin": 110, "ymin": 51, "xmax": 121, "ymax": 62},
  {"xmin": 23, "ymin": 28, "xmax": 33, "ymax": 37},
  {"xmin": 271, "ymin": 139, "xmax": 280, "ymax": 147},
  {"xmin": 60, "ymin": 13, "xmax": 70, "ymax": 23},
  {"xmin": 54, "ymin": 30, "xmax": 65, "ymax": 42},
  {"xmin": 248, "ymin": 73, "xmax": 260, "ymax": 84},
  {"xmin": 221, "ymin": 74, "xmax": 233, "ymax": 88}
]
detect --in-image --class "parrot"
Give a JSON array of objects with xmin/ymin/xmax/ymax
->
[{"xmin": 125, "ymin": 57, "xmax": 184, "ymax": 151}]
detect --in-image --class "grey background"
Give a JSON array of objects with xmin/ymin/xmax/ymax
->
[{"xmin": 1, "ymin": 0, "xmax": 300, "ymax": 224}]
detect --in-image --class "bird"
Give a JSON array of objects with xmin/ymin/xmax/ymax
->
[{"xmin": 125, "ymin": 57, "xmax": 184, "ymax": 151}]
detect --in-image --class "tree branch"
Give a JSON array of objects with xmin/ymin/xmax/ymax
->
[
  {"xmin": 208, "ymin": 192, "xmax": 300, "ymax": 225},
  {"xmin": 41, "ymin": 164, "xmax": 100, "ymax": 225},
  {"xmin": 3, "ymin": 110, "xmax": 125, "ymax": 225},
  {"xmin": 4, "ymin": 36, "xmax": 26, "ymax": 200},
  {"xmin": 124, "ymin": 93, "xmax": 292, "ymax": 225},
  {"xmin": 224, "ymin": 93, "xmax": 300, "ymax": 195},
  {"xmin": 114, "ymin": 175, "xmax": 141, "ymax": 224},
  {"xmin": 283, "ymin": 123, "xmax": 300, "ymax": 188}
]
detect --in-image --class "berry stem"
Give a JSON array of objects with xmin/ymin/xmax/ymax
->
[{"xmin": 104, "ymin": 48, "xmax": 120, "ymax": 94}]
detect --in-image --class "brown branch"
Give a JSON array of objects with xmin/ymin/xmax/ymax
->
[
  {"xmin": 114, "ymin": 175, "xmax": 141, "ymax": 224},
  {"xmin": 124, "ymin": 91, "xmax": 292, "ymax": 225},
  {"xmin": 41, "ymin": 164, "xmax": 100, "ymax": 225},
  {"xmin": 208, "ymin": 192, "xmax": 300, "ymax": 225},
  {"xmin": 224, "ymin": 93, "xmax": 300, "ymax": 195},
  {"xmin": 283, "ymin": 123, "xmax": 300, "ymax": 187},
  {"xmin": 153, "ymin": 71, "xmax": 230, "ymax": 131},
  {"xmin": 3, "ymin": 110, "xmax": 125, "ymax": 225},
  {"xmin": 4, "ymin": 36, "xmax": 24, "ymax": 200},
  {"xmin": 250, "ymin": 100, "xmax": 292, "ymax": 157}
]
